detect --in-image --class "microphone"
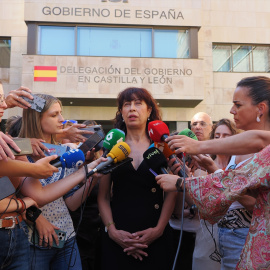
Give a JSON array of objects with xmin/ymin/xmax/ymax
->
[
  {"xmin": 102, "ymin": 129, "xmax": 125, "ymax": 157},
  {"xmin": 154, "ymin": 142, "xmax": 188, "ymax": 177},
  {"xmin": 87, "ymin": 142, "xmax": 131, "ymax": 177},
  {"xmin": 154, "ymin": 141, "xmax": 174, "ymax": 158},
  {"xmin": 148, "ymin": 120, "xmax": 169, "ymax": 142},
  {"xmin": 98, "ymin": 157, "xmax": 133, "ymax": 175},
  {"xmin": 176, "ymin": 128, "xmax": 198, "ymax": 165},
  {"xmin": 143, "ymin": 147, "xmax": 169, "ymax": 174},
  {"xmin": 178, "ymin": 128, "xmax": 198, "ymax": 141},
  {"xmin": 148, "ymin": 120, "xmax": 187, "ymax": 176},
  {"xmin": 50, "ymin": 149, "xmax": 85, "ymax": 169},
  {"xmin": 148, "ymin": 143, "xmax": 155, "ymax": 149}
]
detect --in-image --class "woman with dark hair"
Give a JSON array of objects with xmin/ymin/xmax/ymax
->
[
  {"xmin": 98, "ymin": 87, "xmax": 176, "ymax": 270},
  {"xmin": 157, "ymin": 76, "xmax": 270, "ymax": 269},
  {"xmin": 5, "ymin": 115, "xmax": 22, "ymax": 137}
]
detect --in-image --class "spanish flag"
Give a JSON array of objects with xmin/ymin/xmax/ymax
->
[{"xmin": 34, "ymin": 66, "xmax": 57, "ymax": 82}]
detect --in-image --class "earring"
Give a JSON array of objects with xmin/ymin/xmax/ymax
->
[
  {"xmin": 148, "ymin": 117, "xmax": 150, "ymax": 121},
  {"xmin": 256, "ymin": 115, "xmax": 261, "ymax": 122}
]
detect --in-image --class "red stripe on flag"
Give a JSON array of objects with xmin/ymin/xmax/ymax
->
[
  {"xmin": 34, "ymin": 66, "xmax": 57, "ymax": 71},
  {"xmin": 34, "ymin": 77, "xmax": 57, "ymax": 82}
]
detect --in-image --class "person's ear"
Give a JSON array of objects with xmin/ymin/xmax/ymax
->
[
  {"xmin": 148, "ymin": 107, "xmax": 152, "ymax": 118},
  {"xmin": 257, "ymin": 102, "xmax": 267, "ymax": 116}
]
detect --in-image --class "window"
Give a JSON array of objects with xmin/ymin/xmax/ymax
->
[
  {"xmin": 38, "ymin": 26, "xmax": 190, "ymax": 59},
  {"xmin": 154, "ymin": 30, "xmax": 189, "ymax": 58},
  {"xmin": 0, "ymin": 38, "xmax": 11, "ymax": 68},
  {"xmin": 77, "ymin": 27, "xmax": 151, "ymax": 57},
  {"xmin": 213, "ymin": 44, "xmax": 270, "ymax": 72},
  {"xmin": 38, "ymin": 26, "xmax": 75, "ymax": 55}
]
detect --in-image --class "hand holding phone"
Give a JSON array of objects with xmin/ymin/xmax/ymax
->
[
  {"xmin": 80, "ymin": 125, "xmax": 104, "ymax": 139},
  {"xmin": 21, "ymin": 92, "xmax": 46, "ymax": 112},
  {"xmin": 0, "ymin": 132, "xmax": 20, "ymax": 160},
  {"xmin": 31, "ymin": 229, "xmax": 66, "ymax": 249},
  {"xmin": 5, "ymin": 86, "xmax": 32, "ymax": 109},
  {"xmin": 78, "ymin": 132, "xmax": 103, "ymax": 155},
  {"xmin": 9, "ymin": 138, "xmax": 33, "ymax": 156}
]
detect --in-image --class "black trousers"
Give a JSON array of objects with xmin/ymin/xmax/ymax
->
[{"xmin": 172, "ymin": 229, "xmax": 196, "ymax": 270}]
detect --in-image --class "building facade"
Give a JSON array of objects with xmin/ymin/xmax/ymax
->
[{"xmin": 1, "ymin": 0, "xmax": 270, "ymax": 130}]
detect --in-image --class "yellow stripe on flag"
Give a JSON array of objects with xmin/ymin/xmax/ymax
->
[{"xmin": 34, "ymin": 70, "xmax": 57, "ymax": 78}]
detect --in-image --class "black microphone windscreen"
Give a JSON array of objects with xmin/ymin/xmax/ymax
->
[{"xmin": 143, "ymin": 147, "xmax": 168, "ymax": 173}]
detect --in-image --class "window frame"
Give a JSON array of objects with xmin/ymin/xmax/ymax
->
[
  {"xmin": 34, "ymin": 23, "xmax": 192, "ymax": 59},
  {"xmin": 213, "ymin": 43, "xmax": 270, "ymax": 73},
  {"xmin": 0, "ymin": 37, "xmax": 11, "ymax": 68}
]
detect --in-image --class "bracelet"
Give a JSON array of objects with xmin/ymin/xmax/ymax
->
[
  {"xmin": 105, "ymin": 221, "xmax": 115, "ymax": 233},
  {"xmin": 175, "ymin": 178, "xmax": 184, "ymax": 192},
  {"xmin": 17, "ymin": 198, "xmax": 26, "ymax": 214},
  {"xmin": 11, "ymin": 198, "xmax": 19, "ymax": 211},
  {"xmin": 84, "ymin": 164, "xmax": 88, "ymax": 178}
]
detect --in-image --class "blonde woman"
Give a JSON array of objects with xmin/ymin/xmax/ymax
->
[{"xmin": 18, "ymin": 94, "xmax": 104, "ymax": 270}]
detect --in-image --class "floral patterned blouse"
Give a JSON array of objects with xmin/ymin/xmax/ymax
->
[{"xmin": 185, "ymin": 144, "xmax": 270, "ymax": 270}]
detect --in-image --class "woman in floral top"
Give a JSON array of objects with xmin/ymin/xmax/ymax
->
[{"xmin": 156, "ymin": 76, "xmax": 270, "ymax": 270}]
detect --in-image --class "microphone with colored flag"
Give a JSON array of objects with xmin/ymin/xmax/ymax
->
[
  {"xmin": 154, "ymin": 142, "xmax": 188, "ymax": 177},
  {"xmin": 178, "ymin": 128, "xmax": 198, "ymax": 141},
  {"xmin": 148, "ymin": 120, "xmax": 179, "ymax": 160},
  {"xmin": 143, "ymin": 147, "xmax": 169, "ymax": 175},
  {"xmin": 148, "ymin": 120, "xmax": 170, "ymax": 142},
  {"xmin": 102, "ymin": 129, "xmax": 125, "ymax": 157},
  {"xmin": 177, "ymin": 128, "xmax": 198, "ymax": 165},
  {"xmin": 50, "ymin": 149, "xmax": 85, "ymax": 169},
  {"xmin": 87, "ymin": 142, "xmax": 131, "ymax": 177},
  {"xmin": 148, "ymin": 120, "xmax": 187, "ymax": 176},
  {"xmin": 148, "ymin": 143, "xmax": 155, "ymax": 149},
  {"xmin": 154, "ymin": 141, "xmax": 175, "ymax": 158}
]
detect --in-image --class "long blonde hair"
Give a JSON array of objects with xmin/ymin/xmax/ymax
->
[{"xmin": 19, "ymin": 94, "xmax": 62, "ymax": 144}]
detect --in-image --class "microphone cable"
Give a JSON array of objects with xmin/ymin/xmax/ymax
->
[
  {"xmin": 0, "ymin": 176, "xmax": 40, "ymax": 269},
  {"xmin": 0, "ymin": 176, "xmax": 28, "ymax": 219},
  {"xmin": 67, "ymin": 167, "xmax": 95, "ymax": 270},
  {"xmin": 172, "ymin": 155, "xmax": 186, "ymax": 270},
  {"xmin": 202, "ymin": 219, "xmax": 221, "ymax": 264}
]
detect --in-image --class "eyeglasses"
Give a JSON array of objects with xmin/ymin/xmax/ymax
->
[{"xmin": 191, "ymin": 121, "xmax": 209, "ymax": 128}]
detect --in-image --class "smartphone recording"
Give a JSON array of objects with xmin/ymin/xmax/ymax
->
[
  {"xmin": 80, "ymin": 125, "xmax": 104, "ymax": 139},
  {"xmin": 9, "ymin": 138, "xmax": 33, "ymax": 156},
  {"xmin": 21, "ymin": 92, "xmax": 46, "ymax": 112},
  {"xmin": 78, "ymin": 132, "xmax": 103, "ymax": 155}
]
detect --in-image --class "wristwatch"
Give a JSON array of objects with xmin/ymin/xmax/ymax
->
[{"xmin": 175, "ymin": 177, "xmax": 184, "ymax": 192}]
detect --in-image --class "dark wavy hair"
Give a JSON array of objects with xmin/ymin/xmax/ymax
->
[
  {"xmin": 237, "ymin": 76, "xmax": 270, "ymax": 118},
  {"xmin": 114, "ymin": 87, "xmax": 162, "ymax": 137},
  {"xmin": 6, "ymin": 115, "xmax": 22, "ymax": 137}
]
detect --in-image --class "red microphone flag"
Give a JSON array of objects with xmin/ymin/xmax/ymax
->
[{"xmin": 148, "ymin": 120, "xmax": 170, "ymax": 142}]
